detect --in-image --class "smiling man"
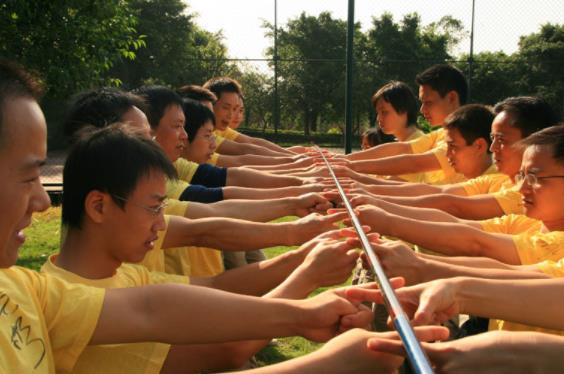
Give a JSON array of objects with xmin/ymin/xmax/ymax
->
[{"xmin": 1, "ymin": 59, "xmax": 432, "ymax": 374}]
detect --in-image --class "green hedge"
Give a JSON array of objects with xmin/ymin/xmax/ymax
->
[{"xmin": 238, "ymin": 128, "xmax": 360, "ymax": 148}]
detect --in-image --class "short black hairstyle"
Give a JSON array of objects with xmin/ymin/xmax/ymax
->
[
  {"xmin": 133, "ymin": 86, "xmax": 183, "ymax": 130},
  {"xmin": 63, "ymin": 87, "xmax": 146, "ymax": 143},
  {"xmin": 371, "ymin": 81, "xmax": 419, "ymax": 125},
  {"xmin": 203, "ymin": 77, "xmax": 243, "ymax": 100},
  {"xmin": 493, "ymin": 96, "xmax": 560, "ymax": 138},
  {"xmin": 445, "ymin": 104, "xmax": 494, "ymax": 151},
  {"xmin": 182, "ymin": 99, "xmax": 216, "ymax": 143},
  {"xmin": 177, "ymin": 84, "xmax": 218, "ymax": 103},
  {"xmin": 518, "ymin": 124, "xmax": 564, "ymax": 164},
  {"xmin": 362, "ymin": 127, "xmax": 395, "ymax": 148},
  {"xmin": 0, "ymin": 59, "xmax": 44, "ymax": 147},
  {"xmin": 62, "ymin": 123, "xmax": 177, "ymax": 229},
  {"xmin": 416, "ymin": 64, "xmax": 468, "ymax": 105}
]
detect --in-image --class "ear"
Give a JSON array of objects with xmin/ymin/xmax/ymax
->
[
  {"xmin": 84, "ymin": 190, "xmax": 109, "ymax": 224},
  {"xmin": 446, "ymin": 90, "xmax": 459, "ymax": 106},
  {"xmin": 473, "ymin": 137, "xmax": 489, "ymax": 153}
]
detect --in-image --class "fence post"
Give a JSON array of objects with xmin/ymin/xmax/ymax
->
[{"xmin": 344, "ymin": 0, "xmax": 355, "ymax": 154}]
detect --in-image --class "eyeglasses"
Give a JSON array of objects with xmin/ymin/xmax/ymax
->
[
  {"xmin": 111, "ymin": 195, "xmax": 168, "ymax": 216},
  {"xmin": 515, "ymin": 171, "xmax": 564, "ymax": 188}
]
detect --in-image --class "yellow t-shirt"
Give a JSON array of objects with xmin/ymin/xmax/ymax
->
[
  {"xmin": 401, "ymin": 128, "xmax": 466, "ymax": 185},
  {"xmin": 536, "ymin": 258, "xmax": 564, "ymax": 277},
  {"xmin": 461, "ymin": 170, "xmax": 512, "ymax": 196},
  {"xmin": 480, "ymin": 215, "xmax": 564, "ymax": 335},
  {"xmin": 161, "ymin": 200, "xmax": 224, "ymax": 277},
  {"xmin": 207, "ymin": 152, "xmax": 220, "ymax": 166},
  {"xmin": 164, "ymin": 247, "xmax": 224, "ymax": 277},
  {"xmin": 41, "ymin": 256, "xmax": 188, "ymax": 374},
  {"xmin": 174, "ymin": 158, "xmax": 199, "ymax": 184},
  {"xmin": 166, "ymin": 179, "xmax": 189, "ymax": 200},
  {"xmin": 215, "ymin": 127, "xmax": 240, "ymax": 141},
  {"xmin": 214, "ymin": 134, "xmax": 226, "ymax": 147},
  {"xmin": 492, "ymin": 185, "xmax": 524, "ymax": 215},
  {"xmin": 0, "ymin": 267, "xmax": 104, "ymax": 373}
]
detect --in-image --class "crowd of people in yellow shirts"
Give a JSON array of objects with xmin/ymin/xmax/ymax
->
[{"xmin": 1, "ymin": 58, "xmax": 564, "ymax": 373}]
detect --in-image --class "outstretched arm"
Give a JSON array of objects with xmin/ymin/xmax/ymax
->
[
  {"xmin": 349, "ymin": 151, "xmax": 441, "ymax": 176},
  {"xmin": 345, "ymin": 141, "xmax": 413, "ymax": 161},
  {"xmin": 351, "ymin": 205, "xmax": 520, "ymax": 264}
]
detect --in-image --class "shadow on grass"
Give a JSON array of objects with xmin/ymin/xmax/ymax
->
[{"xmin": 256, "ymin": 344, "xmax": 292, "ymax": 365}]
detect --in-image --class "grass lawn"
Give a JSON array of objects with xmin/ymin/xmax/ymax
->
[{"xmin": 17, "ymin": 207, "xmax": 351, "ymax": 366}]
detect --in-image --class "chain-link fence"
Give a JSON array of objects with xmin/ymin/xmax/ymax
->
[{"xmin": 40, "ymin": 0, "xmax": 564, "ymax": 192}]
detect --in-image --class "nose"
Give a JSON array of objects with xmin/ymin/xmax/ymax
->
[
  {"xmin": 179, "ymin": 127, "xmax": 188, "ymax": 142},
  {"xmin": 517, "ymin": 176, "xmax": 530, "ymax": 195},
  {"xmin": 490, "ymin": 138, "xmax": 499, "ymax": 153},
  {"xmin": 30, "ymin": 182, "xmax": 51, "ymax": 214},
  {"xmin": 154, "ymin": 210, "xmax": 167, "ymax": 232}
]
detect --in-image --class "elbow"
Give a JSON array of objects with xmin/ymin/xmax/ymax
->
[{"xmin": 220, "ymin": 343, "xmax": 257, "ymax": 369}]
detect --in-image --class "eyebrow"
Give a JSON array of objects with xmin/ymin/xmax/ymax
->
[
  {"xmin": 151, "ymin": 193, "xmax": 167, "ymax": 202},
  {"xmin": 22, "ymin": 158, "xmax": 47, "ymax": 171},
  {"xmin": 528, "ymin": 167, "xmax": 542, "ymax": 174}
]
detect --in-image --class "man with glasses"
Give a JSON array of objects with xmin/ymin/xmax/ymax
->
[{"xmin": 345, "ymin": 96, "xmax": 559, "ymax": 220}]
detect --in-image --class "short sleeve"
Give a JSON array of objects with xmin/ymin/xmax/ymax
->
[
  {"xmin": 207, "ymin": 152, "xmax": 220, "ymax": 166},
  {"xmin": 536, "ymin": 258, "xmax": 564, "ymax": 277},
  {"xmin": 166, "ymin": 179, "xmax": 190, "ymax": 200},
  {"xmin": 38, "ymin": 273, "xmax": 105, "ymax": 372},
  {"xmin": 191, "ymin": 164, "xmax": 227, "ymax": 188},
  {"xmin": 514, "ymin": 231, "xmax": 564, "ymax": 265},
  {"xmin": 164, "ymin": 199, "xmax": 189, "ymax": 217},
  {"xmin": 408, "ymin": 130, "xmax": 440, "ymax": 154},
  {"xmin": 215, "ymin": 134, "xmax": 226, "ymax": 147},
  {"xmin": 493, "ymin": 188, "xmax": 524, "ymax": 215}
]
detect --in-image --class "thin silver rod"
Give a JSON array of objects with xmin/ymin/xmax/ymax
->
[{"xmin": 316, "ymin": 147, "xmax": 434, "ymax": 374}]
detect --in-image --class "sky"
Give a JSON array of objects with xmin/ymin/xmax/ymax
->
[{"xmin": 185, "ymin": 0, "xmax": 562, "ymax": 73}]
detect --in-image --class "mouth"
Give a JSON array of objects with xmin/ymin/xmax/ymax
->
[
  {"xmin": 522, "ymin": 197, "xmax": 533, "ymax": 207},
  {"xmin": 144, "ymin": 235, "xmax": 159, "ymax": 250}
]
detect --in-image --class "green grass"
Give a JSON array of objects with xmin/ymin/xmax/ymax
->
[
  {"xmin": 17, "ymin": 207, "xmax": 62, "ymax": 271},
  {"xmin": 17, "ymin": 208, "xmax": 347, "ymax": 365}
]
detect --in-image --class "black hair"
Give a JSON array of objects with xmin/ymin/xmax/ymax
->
[
  {"xmin": 133, "ymin": 86, "xmax": 183, "ymax": 129},
  {"xmin": 445, "ymin": 104, "xmax": 494, "ymax": 151},
  {"xmin": 203, "ymin": 77, "xmax": 243, "ymax": 100},
  {"xmin": 63, "ymin": 87, "xmax": 146, "ymax": 143},
  {"xmin": 182, "ymin": 99, "xmax": 216, "ymax": 143},
  {"xmin": 493, "ymin": 96, "xmax": 560, "ymax": 138},
  {"xmin": 518, "ymin": 124, "xmax": 564, "ymax": 164},
  {"xmin": 362, "ymin": 127, "xmax": 395, "ymax": 148},
  {"xmin": 416, "ymin": 64, "xmax": 468, "ymax": 105},
  {"xmin": 371, "ymin": 81, "xmax": 419, "ymax": 125},
  {"xmin": 177, "ymin": 84, "xmax": 218, "ymax": 103},
  {"xmin": 0, "ymin": 59, "xmax": 44, "ymax": 146},
  {"xmin": 62, "ymin": 124, "xmax": 177, "ymax": 228}
]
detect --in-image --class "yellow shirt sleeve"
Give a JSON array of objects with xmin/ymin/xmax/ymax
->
[
  {"xmin": 408, "ymin": 128, "xmax": 442, "ymax": 154},
  {"xmin": 536, "ymin": 258, "xmax": 564, "ymax": 277},
  {"xmin": 220, "ymin": 127, "xmax": 240, "ymax": 141},
  {"xmin": 461, "ymin": 174, "xmax": 511, "ymax": 196},
  {"xmin": 174, "ymin": 158, "xmax": 199, "ymax": 183},
  {"xmin": 214, "ymin": 134, "xmax": 226, "ymax": 147},
  {"xmin": 164, "ymin": 199, "xmax": 189, "ymax": 217},
  {"xmin": 207, "ymin": 152, "xmax": 220, "ymax": 166},
  {"xmin": 0, "ymin": 268, "xmax": 105, "ymax": 373},
  {"xmin": 514, "ymin": 230, "xmax": 564, "ymax": 265},
  {"xmin": 166, "ymin": 179, "xmax": 189, "ymax": 200},
  {"xmin": 479, "ymin": 214, "xmax": 542, "ymax": 235},
  {"xmin": 493, "ymin": 187, "xmax": 524, "ymax": 215}
]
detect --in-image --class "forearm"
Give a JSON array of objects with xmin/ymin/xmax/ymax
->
[
  {"xmin": 92, "ymin": 285, "xmax": 303, "ymax": 345},
  {"xmin": 207, "ymin": 197, "xmax": 299, "ymax": 221},
  {"xmin": 249, "ymin": 136, "xmax": 295, "ymax": 155},
  {"xmin": 225, "ymin": 185, "xmax": 320, "ymax": 200},
  {"xmin": 346, "ymin": 142, "xmax": 412, "ymax": 161},
  {"xmin": 413, "ymin": 257, "xmax": 549, "ymax": 285},
  {"xmin": 365, "ymin": 182, "xmax": 445, "ymax": 197},
  {"xmin": 456, "ymin": 277, "xmax": 564, "ymax": 330},
  {"xmin": 350, "ymin": 154, "xmax": 441, "ymax": 176},
  {"xmin": 228, "ymin": 168, "xmax": 303, "ymax": 188},
  {"xmin": 374, "ymin": 198, "xmax": 465, "ymax": 224},
  {"xmin": 205, "ymin": 249, "xmax": 305, "ymax": 295},
  {"xmin": 382, "ymin": 213, "xmax": 517, "ymax": 262}
]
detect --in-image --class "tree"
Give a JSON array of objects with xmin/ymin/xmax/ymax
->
[
  {"xmin": 264, "ymin": 12, "xmax": 361, "ymax": 136},
  {"xmin": 515, "ymin": 23, "xmax": 564, "ymax": 117},
  {"xmin": 112, "ymin": 0, "xmax": 233, "ymax": 89},
  {"xmin": 0, "ymin": 0, "xmax": 141, "ymax": 98}
]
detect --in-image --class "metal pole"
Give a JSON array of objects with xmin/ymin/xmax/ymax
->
[
  {"xmin": 344, "ymin": 0, "xmax": 354, "ymax": 154},
  {"xmin": 273, "ymin": 0, "xmax": 280, "ymax": 135},
  {"xmin": 316, "ymin": 147, "xmax": 435, "ymax": 374},
  {"xmin": 468, "ymin": 0, "xmax": 476, "ymax": 102}
]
